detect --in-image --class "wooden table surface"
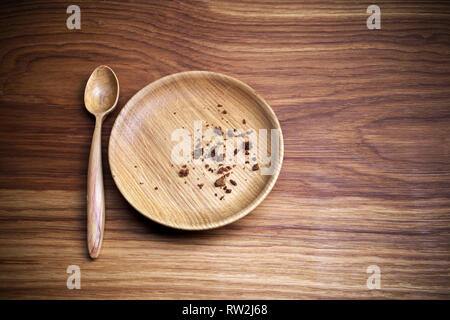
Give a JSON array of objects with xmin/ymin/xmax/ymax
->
[{"xmin": 0, "ymin": 0, "xmax": 449, "ymax": 299}]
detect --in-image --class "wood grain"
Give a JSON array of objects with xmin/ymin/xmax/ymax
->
[{"xmin": 0, "ymin": 0, "xmax": 449, "ymax": 299}]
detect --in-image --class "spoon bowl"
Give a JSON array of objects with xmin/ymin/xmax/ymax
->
[{"xmin": 85, "ymin": 65, "xmax": 119, "ymax": 116}]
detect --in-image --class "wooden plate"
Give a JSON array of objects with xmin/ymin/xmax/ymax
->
[{"xmin": 109, "ymin": 71, "xmax": 283, "ymax": 230}]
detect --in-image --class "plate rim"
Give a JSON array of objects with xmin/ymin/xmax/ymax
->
[{"xmin": 108, "ymin": 70, "xmax": 284, "ymax": 230}]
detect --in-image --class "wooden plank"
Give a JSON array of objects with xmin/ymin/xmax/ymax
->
[{"xmin": 0, "ymin": 0, "xmax": 449, "ymax": 299}]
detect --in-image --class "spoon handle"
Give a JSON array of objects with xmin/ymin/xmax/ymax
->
[{"xmin": 87, "ymin": 117, "xmax": 105, "ymax": 259}]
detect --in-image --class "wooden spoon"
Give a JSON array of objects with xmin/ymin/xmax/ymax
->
[{"xmin": 84, "ymin": 65, "xmax": 119, "ymax": 259}]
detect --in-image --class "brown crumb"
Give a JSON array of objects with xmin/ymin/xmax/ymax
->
[
  {"xmin": 220, "ymin": 196, "xmax": 224, "ymax": 200},
  {"xmin": 197, "ymin": 183, "xmax": 204, "ymax": 189},
  {"xmin": 214, "ymin": 193, "xmax": 217, "ymax": 197},
  {"xmin": 178, "ymin": 168, "xmax": 189, "ymax": 177},
  {"xmin": 154, "ymin": 187, "xmax": 158, "ymax": 190},
  {"xmin": 222, "ymin": 110, "xmax": 227, "ymax": 114},
  {"xmin": 225, "ymin": 189, "xmax": 232, "ymax": 193},
  {"xmin": 173, "ymin": 112, "xmax": 176, "ymax": 115},
  {"xmin": 217, "ymin": 104, "xmax": 222, "ymax": 108},
  {"xmin": 139, "ymin": 182, "xmax": 143, "ymax": 185},
  {"xmin": 230, "ymin": 179, "xmax": 237, "ymax": 186},
  {"xmin": 244, "ymin": 141, "xmax": 252, "ymax": 150},
  {"xmin": 182, "ymin": 164, "xmax": 187, "ymax": 168},
  {"xmin": 242, "ymin": 119, "xmax": 246, "ymax": 124},
  {"xmin": 252, "ymin": 164, "xmax": 259, "ymax": 171},
  {"xmin": 214, "ymin": 176, "xmax": 226, "ymax": 187}
]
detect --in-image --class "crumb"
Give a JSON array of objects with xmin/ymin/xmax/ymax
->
[
  {"xmin": 220, "ymin": 196, "xmax": 224, "ymax": 200},
  {"xmin": 154, "ymin": 187, "xmax": 158, "ymax": 190},
  {"xmin": 214, "ymin": 176, "xmax": 226, "ymax": 187},
  {"xmin": 178, "ymin": 168, "xmax": 189, "ymax": 177},
  {"xmin": 244, "ymin": 141, "xmax": 252, "ymax": 150},
  {"xmin": 173, "ymin": 112, "xmax": 176, "ymax": 115},
  {"xmin": 139, "ymin": 182, "xmax": 143, "ymax": 185},
  {"xmin": 252, "ymin": 164, "xmax": 259, "ymax": 171},
  {"xmin": 182, "ymin": 164, "xmax": 187, "ymax": 168},
  {"xmin": 205, "ymin": 164, "xmax": 209, "ymax": 169},
  {"xmin": 134, "ymin": 165, "xmax": 137, "ymax": 168},
  {"xmin": 225, "ymin": 189, "xmax": 232, "ymax": 193},
  {"xmin": 214, "ymin": 193, "xmax": 217, "ymax": 197},
  {"xmin": 184, "ymin": 181, "xmax": 187, "ymax": 184},
  {"xmin": 217, "ymin": 104, "xmax": 222, "ymax": 108},
  {"xmin": 197, "ymin": 183, "xmax": 204, "ymax": 189},
  {"xmin": 230, "ymin": 179, "xmax": 237, "ymax": 186},
  {"xmin": 222, "ymin": 110, "xmax": 227, "ymax": 114},
  {"xmin": 242, "ymin": 119, "xmax": 246, "ymax": 124}
]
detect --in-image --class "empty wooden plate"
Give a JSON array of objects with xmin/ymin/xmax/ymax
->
[{"xmin": 109, "ymin": 71, "xmax": 283, "ymax": 230}]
